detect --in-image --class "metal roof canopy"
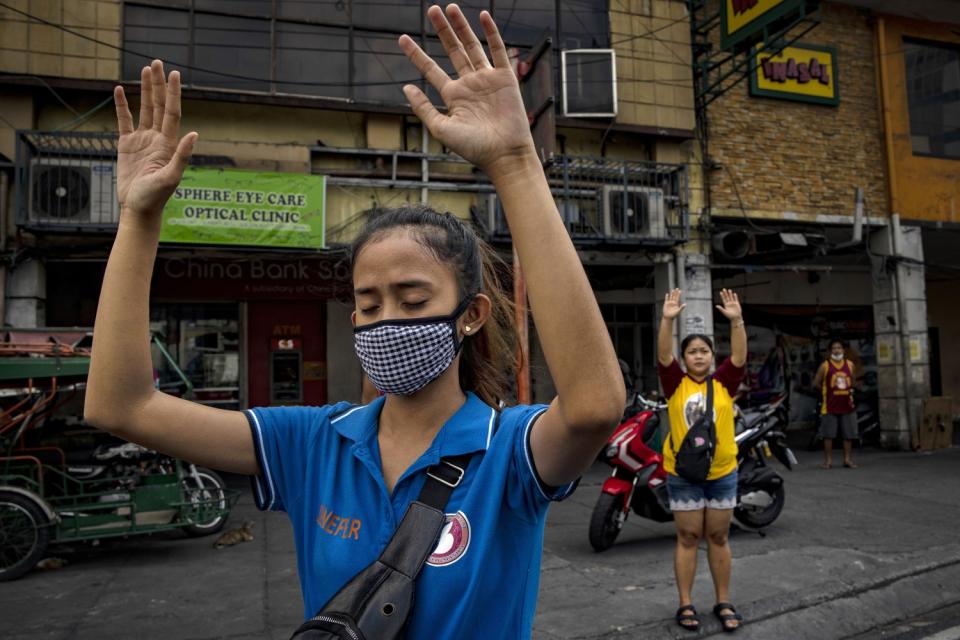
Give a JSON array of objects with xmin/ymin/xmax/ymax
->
[{"xmin": 18, "ymin": 130, "xmax": 118, "ymax": 158}]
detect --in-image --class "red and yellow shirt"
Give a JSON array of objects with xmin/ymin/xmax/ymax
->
[
  {"xmin": 821, "ymin": 359, "xmax": 855, "ymax": 415},
  {"xmin": 658, "ymin": 358, "xmax": 745, "ymax": 480}
]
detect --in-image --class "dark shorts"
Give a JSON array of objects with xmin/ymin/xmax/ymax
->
[
  {"xmin": 666, "ymin": 471, "xmax": 738, "ymax": 512},
  {"xmin": 820, "ymin": 412, "xmax": 857, "ymax": 440}
]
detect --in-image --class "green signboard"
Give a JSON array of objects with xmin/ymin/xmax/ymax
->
[{"xmin": 159, "ymin": 168, "xmax": 325, "ymax": 249}]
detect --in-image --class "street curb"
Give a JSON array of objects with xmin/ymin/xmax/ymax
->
[
  {"xmin": 702, "ymin": 552, "xmax": 960, "ymax": 639},
  {"xmin": 583, "ymin": 547, "xmax": 960, "ymax": 639}
]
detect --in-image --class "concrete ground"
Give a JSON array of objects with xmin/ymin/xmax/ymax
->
[{"xmin": 1, "ymin": 445, "xmax": 958, "ymax": 640}]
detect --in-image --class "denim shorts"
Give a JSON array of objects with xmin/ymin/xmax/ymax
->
[{"xmin": 666, "ymin": 471, "xmax": 738, "ymax": 511}]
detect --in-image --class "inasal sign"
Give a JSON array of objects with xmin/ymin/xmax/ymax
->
[
  {"xmin": 159, "ymin": 167, "xmax": 326, "ymax": 248},
  {"xmin": 750, "ymin": 44, "xmax": 839, "ymax": 106},
  {"xmin": 721, "ymin": 0, "xmax": 803, "ymax": 51}
]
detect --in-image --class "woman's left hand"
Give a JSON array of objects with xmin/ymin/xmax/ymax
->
[
  {"xmin": 716, "ymin": 288, "xmax": 743, "ymax": 321},
  {"xmin": 398, "ymin": 5, "xmax": 536, "ymax": 180}
]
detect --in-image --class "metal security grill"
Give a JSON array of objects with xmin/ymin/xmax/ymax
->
[
  {"xmin": 15, "ymin": 131, "xmax": 120, "ymax": 231},
  {"xmin": 481, "ymin": 155, "xmax": 689, "ymax": 247}
]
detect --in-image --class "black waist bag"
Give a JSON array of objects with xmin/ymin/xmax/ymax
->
[
  {"xmin": 671, "ymin": 376, "xmax": 716, "ymax": 483},
  {"xmin": 290, "ymin": 455, "xmax": 469, "ymax": 640}
]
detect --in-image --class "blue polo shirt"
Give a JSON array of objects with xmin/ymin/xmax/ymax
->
[{"xmin": 244, "ymin": 392, "xmax": 575, "ymax": 639}]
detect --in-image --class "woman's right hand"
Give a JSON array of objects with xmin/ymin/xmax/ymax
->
[
  {"xmin": 662, "ymin": 288, "xmax": 686, "ymax": 320},
  {"xmin": 114, "ymin": 60, "xmax": 197, "ymax": 219}
]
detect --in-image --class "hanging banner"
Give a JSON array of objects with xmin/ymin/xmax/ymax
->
[
  {"xmin": 750, "ymin": 43, "xmax": 839, "ymax": 105},
  {"xmin": 721, "ymin": 0, "xmax": 803, "ymax": 51},
  {"xmin": 159, "ymin": 168, "xmax": 326, "ymax": 248}
]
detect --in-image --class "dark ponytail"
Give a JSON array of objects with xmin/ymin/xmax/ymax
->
[{"xmin": 350, "ymin": 205, "xmax": 518, "ymax": 407}]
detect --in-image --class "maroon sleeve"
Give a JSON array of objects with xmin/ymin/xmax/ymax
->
[
  {"xmin": 714, "ymin": 357, "xmax": 746, "ymax": 396},
  {"xmin": 657, "ymin": 359, "xmax": 684, "ymax": 399}
]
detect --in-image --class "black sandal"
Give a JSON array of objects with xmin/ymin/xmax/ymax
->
[
  {"xmin": 675, "ymin": 605, "xmax": 700, "ymax": 632},
  {"xmin": 713, "ymin": 602, "xmax": 743, "ymax": 633}
]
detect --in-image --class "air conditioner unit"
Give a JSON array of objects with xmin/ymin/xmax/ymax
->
[
  {"xmin": 601, "ymin": 185, "xmax": 666, "ymax": 239},
  {"xmin": 485, "ymin": 193, "xmax": 506, "ymax": 236},
  {"xmin": 486, "ymin": 193, "xmax": 580, "ymax": 234},
  {"xmin": 561, "ymin": 49, "xmax": 617, "ymax": 117},
  {"xmin": 28, "ymin": 158, "xmax": 119, "ymax": 225}
]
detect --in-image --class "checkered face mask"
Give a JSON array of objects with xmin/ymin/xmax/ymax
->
[{"xmin": 354, "ymin": 296, "xmax": 474, "ymax": 396}]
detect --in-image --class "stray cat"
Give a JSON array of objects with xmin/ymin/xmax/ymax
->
[{"xmin": 213, "ymin": 520, "xmax": 254, "ymax": 549}]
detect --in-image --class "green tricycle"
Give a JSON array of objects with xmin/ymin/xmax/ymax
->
[{"xmin": 0, "ymin": 329, "xmax": 240, "ymax": 581}]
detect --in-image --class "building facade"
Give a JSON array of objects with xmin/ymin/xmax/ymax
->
[
  {"xmin": 0, "ymin": 0, "xmax": 701, "ymax": 408},
  {"xmin": 687, "ymin": 0, "xmax": 959, "ymax": 448}
]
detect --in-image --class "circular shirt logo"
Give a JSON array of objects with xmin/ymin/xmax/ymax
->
[
  {"xmin": 683, "ymin": 392, "xmax": 718, "ymax": 429},
  {"xmin": 832, "ymin": 373, "xmax": 850, "ymax": 390},
  {"xmin": 427, "ymin": 511, "xmax": 470, "ymax": 567}
]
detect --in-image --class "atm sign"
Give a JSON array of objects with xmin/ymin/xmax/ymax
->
[{"xmin": 750, "ymin": 44, "xmax": 840, "ymax": 106}]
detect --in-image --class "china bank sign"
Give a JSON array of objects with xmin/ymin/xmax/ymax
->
[
  {"xmin": 154, "ymin": 257, "xmax": 352, "ymax": 300},
  {"xmin": 750, "ymin": 44, "xmax": 839, "ymax": 106}
]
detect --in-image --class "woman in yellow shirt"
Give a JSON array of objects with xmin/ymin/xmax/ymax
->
[{"xmin": 657, "ymin": 288, "xmax": 747, "ymax": 633}]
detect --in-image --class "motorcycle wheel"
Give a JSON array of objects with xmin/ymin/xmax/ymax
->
[
  {"xmin": 734, "ymin": 484, "xmax": 785, "ymax": 529},
  {"xmin": 0, "ymin": 490, "xmax": 51, "ymax": 582},
  {"xmin": 181, "ymin": 468, "xmax": 229, "ymax": 536},
  {"xmin": 588, "ymin": 492, "xmax": 625, "ymax": 552}
]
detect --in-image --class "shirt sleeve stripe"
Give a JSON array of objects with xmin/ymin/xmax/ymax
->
[
  {"xmin": 485, "ymin": 407, "xmax": 496, "ymax": 449},
  {"xmin": 244, "ymin": 409, "xmax": 276, "ymax": 511},
  {"xmin": 521, "ymin": 407, "xmax": 575, "ymax": 502},
  {"xmin": 330, "ymin": 405, "xmax": 365, "ymax": 424}
]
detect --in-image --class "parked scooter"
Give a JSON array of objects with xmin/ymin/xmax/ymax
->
[{"xmin": 589, "ymin": 392, "xmax": 796, "ymax": 551}]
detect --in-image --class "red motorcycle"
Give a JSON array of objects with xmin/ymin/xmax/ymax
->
[
  {"xmin": 589, "ymin": 394, "xmax": 671, "ymax": 551},
  {"xmin": 589, "ymin": 393, "xmax": 793, "ymax": 551}
]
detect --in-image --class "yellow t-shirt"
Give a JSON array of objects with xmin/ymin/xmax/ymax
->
[{"xmin": 658, "ymin": 358, "xmax": 744, "ymax": 480}]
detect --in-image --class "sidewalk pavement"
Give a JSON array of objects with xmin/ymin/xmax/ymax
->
[
  {"xmin": 0, "ymin": 446, "xmax": 957, "ymax": 639},
  {"xmin": 535, "ymin": 445, "xmax": 960, "ymax": 639}
]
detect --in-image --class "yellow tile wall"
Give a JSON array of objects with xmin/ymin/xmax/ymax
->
[{"xmin": 0, "ymin": 0, "xmax": 121, "ymax": 80}]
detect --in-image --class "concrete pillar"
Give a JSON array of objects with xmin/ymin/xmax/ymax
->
[
  {"xmin": 325, "ymin": 299, "xmax": 362, "ymax": 404},
  {"xmin": 4, "ymin": 259, "xmax": 46, "ymax": 328},
  {"xmin": 653, "ymin": 254, "xmax": 677, "ymax": 362},
  {"xmin": 678, "ymin": 252, "xmax": 714, "ymax": 343},
  {"xmin": 870, "ymin": 218, "xmax": 929, "ymax": 450}
]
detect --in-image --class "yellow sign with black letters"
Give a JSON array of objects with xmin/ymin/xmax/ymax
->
[
  {"xmin": 750, "ymin": 44, "xmax": 839, "ymax": 106},
  {"xmin": 721, "ymin": 0, "xmax": 803, "ymax": 50}
]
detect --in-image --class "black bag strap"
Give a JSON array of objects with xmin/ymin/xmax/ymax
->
[{"xmin": 376, "ymin": 452, "xmax": 473, "ymax": 578}]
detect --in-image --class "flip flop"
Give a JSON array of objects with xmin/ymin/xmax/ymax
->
[
  {"xmin": 676, "ymin": 604, "xmax": 700, "ymax": 632},
  {"xmin": 713, "ymin": 602, "xmax": 743, "ymax": 633},
  {"xmin": 843, "ymin": 462, "xmax": 858, "ymax": 469},
  {"xmin": 819, "ymin": 463, "xmax": 832, "ymax": 469}
]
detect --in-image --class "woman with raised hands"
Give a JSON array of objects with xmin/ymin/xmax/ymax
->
[
  {"xmin": 657, "ymin": 288, "xmax": 747, "ymax": 633},
  {"xmin": 86, "ymin": 4, "xmax": 624, "ymax": 638}
]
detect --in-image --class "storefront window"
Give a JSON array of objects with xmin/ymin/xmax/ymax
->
[
  {"xmin": 150, "ymin": 303, "xmax": 241, "ymax": 410},
  {"xmin": 122, "ymin": 1, "xmax": 610, "ymax": 104},
  {"xmin": 903, "ymin": 39, "xmax": 960, "ymax": 160}
]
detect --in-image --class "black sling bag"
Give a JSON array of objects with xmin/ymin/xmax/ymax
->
[
  {"xmin": 670, "ymin": 376, "xmax": 716, "ymax": 483},
  {"xmin": 289, "ymin": 453, "xmax": 472, "ymax": 640}
]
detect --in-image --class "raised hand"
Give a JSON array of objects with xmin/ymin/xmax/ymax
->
[
  {"xmin": 114, "ymin": 60, "xmax": 197, "ymax": 219},
  {"xmin": 398, "ymin": 5, "xmax": 535, "ymax": 180},
  {"xmin": 662, "ymin": 288, "xmax": 685, "ymax": 319},
  {"xmin": 716, "ymin": 288, "xmax": 743, "ymax": 321}
]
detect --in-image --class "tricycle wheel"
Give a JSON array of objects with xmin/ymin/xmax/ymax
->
[
  {"xmin": 0, "ymin": 490, "xmax": 51, "ymax": 581},
  {"xmin": 181, "ymin": 468, "xmax": 229, "ymax": 536}
]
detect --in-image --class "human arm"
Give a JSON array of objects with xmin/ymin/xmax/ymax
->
[
  {"xmin": 716, "ymin": 288, "xmax": 746, "ymax": 368},
  {"xmin": 658, "ymin": 288, "xmax": 684, "ymax": 367},
  {"xmin": 812, "ymin": 361, "xmax": 827, "ymax": 390},
  {"xmin": 398, "ymin": 6, "xmax": 624, "ymax": 486},
  {"xmin": 84, "ymin": 61, "xmax": 256, "ymax": 475}
]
